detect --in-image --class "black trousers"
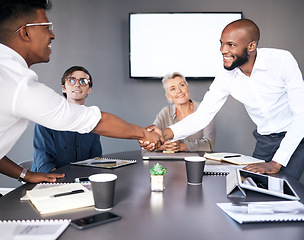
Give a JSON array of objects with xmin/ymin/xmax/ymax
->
[{"xmin": 252, "ymin": 130, "xmax": 304, "ymax": 180}]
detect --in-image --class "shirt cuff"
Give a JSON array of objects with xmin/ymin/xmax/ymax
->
[
  {"xmin": 169, "ymin": 124, "xmax": 183, "ymax": 141},
  {"xmin": 272, "ymin": 150, "xmax": 290, "ymax": 167}
]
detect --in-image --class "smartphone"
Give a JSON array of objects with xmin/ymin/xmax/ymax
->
[
  {"xmin": 74, "ymin": 177, "xmax": 90, "ymax": 183},
  {"xmin": 70, "ymin": 212, "xmax": 121, "ymax": 229}
]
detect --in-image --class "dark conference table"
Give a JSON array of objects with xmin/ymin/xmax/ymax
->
[{"xmin": 1, "ymin": 150, "xmax": 304, "ymax": 240}]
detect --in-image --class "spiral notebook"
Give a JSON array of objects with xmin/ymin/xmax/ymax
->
[
  {"xmin": 217, "ymin": 201, "xmax": 304, "ymax": 224},
  {"xmin": 0, "ymin": 219, "xmax": 70, "ymax": 240},
  {"xmin": 204, "ymin": 164, "xmax": 243, "ymax": 175},
  {"xmin": 71, "ymin": 157, "xmax": 137, "ymax": 168}
]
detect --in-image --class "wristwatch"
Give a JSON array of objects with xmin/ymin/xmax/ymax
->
[{"xmin": 18, "ymin": 168, "xmax": 27, "ymax": 182}]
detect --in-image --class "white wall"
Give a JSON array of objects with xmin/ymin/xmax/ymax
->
[{"xmin": 2, "ymin": 0, "xmax": 304, "ymax": 187}]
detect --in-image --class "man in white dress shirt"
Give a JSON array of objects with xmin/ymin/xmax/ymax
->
[
  {"xmin": 145, "ymin": 19, "xmax": 304, "ymax": 180},
  {"xmin": 0, "ymin": 0, "xmax": 162, "ymax": 184}
]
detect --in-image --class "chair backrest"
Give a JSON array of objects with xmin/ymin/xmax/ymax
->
[{"xmin": 19, "ymin": 159, "xmax": 33, "ymax": 170}]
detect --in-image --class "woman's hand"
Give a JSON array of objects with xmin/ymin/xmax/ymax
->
[{"xmin": 159, "ymin": 140, "xmax": 187, "ymax": 152}]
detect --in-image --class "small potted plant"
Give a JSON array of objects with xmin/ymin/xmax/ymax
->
[{"xmin": 150, "ymin": 163, "xmax": 167, "ymax": 192}]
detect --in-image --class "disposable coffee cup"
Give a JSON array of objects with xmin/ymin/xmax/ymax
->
[
  {"xmin": 184, "ymin": 157, "xmax": 206, "ymax": 185},
  {"xmin": 89, "ymin": 173, "xmax": 117, "ymax": 211}
]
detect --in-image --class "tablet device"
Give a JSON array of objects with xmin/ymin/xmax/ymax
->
[{"xmin": 237, "ymin": 169, "xmax": 300, "ymax": 200}]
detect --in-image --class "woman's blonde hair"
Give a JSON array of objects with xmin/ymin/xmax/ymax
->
[{"xmin": 162, "ymin": 72, "xmax": 188, "ymax": 93}]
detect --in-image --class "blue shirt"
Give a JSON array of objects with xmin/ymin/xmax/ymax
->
[{"xmin": 32, "ymin": 124, "xmax": 102, "ymax": 173}]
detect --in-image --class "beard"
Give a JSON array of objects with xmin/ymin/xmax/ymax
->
[{"xmin": 224, "ymin": 48, "xmax": 249, "ymax": 71}]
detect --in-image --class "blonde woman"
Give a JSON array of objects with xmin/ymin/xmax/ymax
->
[{"xmin": 153, "ymin": 72, "xmax": 215, "ymax": 152}]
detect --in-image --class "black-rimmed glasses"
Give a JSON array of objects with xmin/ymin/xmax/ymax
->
[{"xmin": 65, "ymin": 77, "xmax": 90, "ymax": 86}]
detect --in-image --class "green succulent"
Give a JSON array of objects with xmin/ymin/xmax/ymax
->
[{"xmin": 150, "ymin": 163, "xmax": 167, "ymax": 175}]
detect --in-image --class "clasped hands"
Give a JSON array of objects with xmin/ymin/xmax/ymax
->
[{"xmin": 139, "ymin": 125, "xmax": 172, "ymax": 151}]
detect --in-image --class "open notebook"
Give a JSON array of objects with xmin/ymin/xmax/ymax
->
[
  {"xmin": 26, "ymin": 183, "xmax": 94, "ymax": 215},
  {"xmin": 204, "ymin": 152, "xmax": 265, "ymax": 165}
]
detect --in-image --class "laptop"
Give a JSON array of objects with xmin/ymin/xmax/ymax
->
[{"xmin": 142, "ymin": 150, "xmax": 200, "ymax": 160}]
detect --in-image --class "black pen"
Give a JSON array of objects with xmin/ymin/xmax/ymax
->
[
  {"xmin": 51, "ymin": 189, "xmax": 85, "ymax": 198},
  {"xmin": 223, "ymin": 155, "xmax": 241, "ymax": 158},
  {"xmin": 90, "ymin": 161, "xmax": 116, "ymax": 165}
]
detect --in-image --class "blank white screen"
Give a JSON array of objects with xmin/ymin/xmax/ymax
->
[{"xmin": 130, "ymin": 12, "xmax": 242, "ymax": 79}]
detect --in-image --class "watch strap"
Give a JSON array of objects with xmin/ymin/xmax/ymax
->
[{"xmin": 18, "ymin": 168, "xmax": 27, "ymax": 182}]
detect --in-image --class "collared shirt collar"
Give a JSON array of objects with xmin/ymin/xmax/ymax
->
[
  {"xmin": 234, "ymin": 48, "xmax": 267, "ymax": 77},
  {"xmin": 0, "ymin": 43, "xmax": 28, "ymax": 68},
  {"xmin": 170, "ymin": 99, "xmax": 193, "ymax": 121},
  {"xmin": 252, "ymin": 48, "xmax": 267, "ymax": 71}
]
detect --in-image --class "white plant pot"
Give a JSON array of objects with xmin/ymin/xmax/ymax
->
[{"xmin": 150, "ymin": 175, "xmax": 165, "ymax": 192}]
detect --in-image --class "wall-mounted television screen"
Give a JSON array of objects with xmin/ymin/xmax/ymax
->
[{"xmin": 129, "ymin": 12, "xmax": 242, "ymax": 79}]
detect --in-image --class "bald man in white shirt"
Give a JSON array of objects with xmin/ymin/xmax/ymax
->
[{"xmin": 144, "ymin": 19, "xmax": 304, "ymax": 180}]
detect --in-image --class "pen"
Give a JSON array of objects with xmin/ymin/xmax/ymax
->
[
  {"xmin": 51, "ymin": 189, "xmax": 85, "ymax": 198},
  {"xmin": 223, "ymin": 155, "xmax": 241, "ymax": 158},
  {"xmin": 91, "ymin": 161, "xmax": 116, "ymax": 165}
]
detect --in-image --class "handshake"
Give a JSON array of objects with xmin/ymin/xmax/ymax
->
[{"xmin": 139, "ymin": 125, "xmax": 179, "ymax": 152}]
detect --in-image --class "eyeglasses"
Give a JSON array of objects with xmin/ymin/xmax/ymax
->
[
  {"xmin": 15, "ymin": 22, "xmax": 53, "ymax": 33},
  {"xmin": 65, "ymin": 77, "xmax": 91, "ymax": 86}
]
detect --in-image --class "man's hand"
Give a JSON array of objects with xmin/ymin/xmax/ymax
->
[
  {"xmin": 24, "ymin": 171, "xmax": 65, "ymax": 183},
  {"xmin": 138, "ymin": 128, "xmax": 164, "ymax": 151},
  {"xmin": 0, "ymin": 156, "xmax": 64, "ymax": 183},
  {"xmin": 145, "ymin": 125, "xmax": 162, "ymax": 135},
  {"xmin": 243, "ymin": 161, "xmax": 282, "ymax": 174}
]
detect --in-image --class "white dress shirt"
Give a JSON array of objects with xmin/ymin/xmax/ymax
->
[
  {"xmin": 0, "ymin": 43, "xmax": 101, "ymax": 159},
  {"xmin": 170, "ymin": 48, "xmax": 304, "ymax": 166}
]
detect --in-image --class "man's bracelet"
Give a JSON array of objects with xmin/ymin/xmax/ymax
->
[{"xmin": 18, "ymin": 168, "xmax": 27, "ymax": 182}]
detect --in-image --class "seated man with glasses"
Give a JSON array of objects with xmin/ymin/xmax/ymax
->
[{"xmin": 32, "ymin": 66, "xmax": 102, "ymax": 173}]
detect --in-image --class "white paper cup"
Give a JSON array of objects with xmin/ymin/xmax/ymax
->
[
  {"xmin": 184, "ymin": 157, "xmax": 206, "ymax": 185},
  {"xmin": 89, "ymin": 173, "xmax": 117, "ymax": 211}
]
